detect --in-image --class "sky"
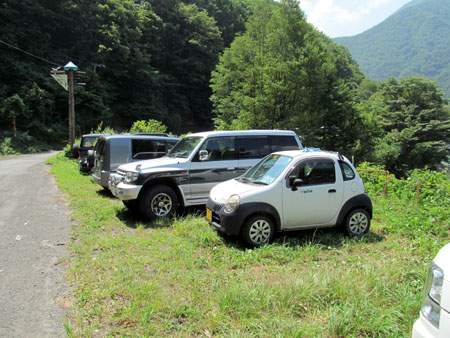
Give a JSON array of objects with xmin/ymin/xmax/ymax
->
[{"xmin": 299, "ymin": 0, "xmax": 413, "ymax": 38}]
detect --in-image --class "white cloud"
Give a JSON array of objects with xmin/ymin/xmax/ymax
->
[{"xmin": 304, "ymin": 0, "xmax": 362, "ymax": 33}]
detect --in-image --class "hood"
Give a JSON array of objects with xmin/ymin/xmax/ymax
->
[
  {"xmin": 209, "ymin": 178, "xmax": 263, "ymax": 204},
  {"xmin": 118, "ymin": 156, "xmax": 189, "ymax": 172}
]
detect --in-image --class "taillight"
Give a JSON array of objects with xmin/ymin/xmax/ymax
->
[{"xmin": 78, "ymin": 151, "xmax": 81, "ymax": 159}]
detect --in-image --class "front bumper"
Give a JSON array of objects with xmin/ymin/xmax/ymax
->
[
  {"xmin": 109, "ymin": 177, "xmax": 142, "ymax": 201},
  {"xmin": 205, "ymin": 198, "xmax": 245, "ymax": 236}
]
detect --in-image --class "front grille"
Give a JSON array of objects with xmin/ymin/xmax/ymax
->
[
  {"xmin": 210, "ymin": 201, "xmax": 224, "ymax": 213},
  {"xmin": 209, "ymin": 201, "xmax": 224, "ymax": 225}
]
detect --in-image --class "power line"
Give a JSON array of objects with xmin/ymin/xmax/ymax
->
[{"xmin": 0, "ymin": 38, "xmax": 61, "ymax": 67}]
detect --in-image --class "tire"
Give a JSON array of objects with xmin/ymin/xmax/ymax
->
[
  {"xmin": 87, "ymin": 150, "xmax": 95, "ymax": 168},
  {"xmin": 72, "ymin": 143, "xmax": 80, "ymax": 158},
  {"xmin": 139, "ymin": 185, "xmax": 178, "ymax": 220},
  {"xmin": 123, "ymin": 199, "xmax": 139, "ymax": 211},
  {"xmin": 241, "ymin": 215, "xmax": 275, "ymax": 248},
  {"xmin": 344, "ymin": 209, "xmax": 370, "ymax": 236}
]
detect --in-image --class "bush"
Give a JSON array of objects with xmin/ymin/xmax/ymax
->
[{"xmin": 129, "ymin": 119, "xmax": 167, "ymax": 134}]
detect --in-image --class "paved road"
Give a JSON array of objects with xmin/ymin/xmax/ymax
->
[{"xmin": 0, "ymin": 152, "xmax": 71, "ymax": 338}]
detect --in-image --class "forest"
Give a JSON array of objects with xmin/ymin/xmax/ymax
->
[
  {"xmin": 0, "ymin": 0, "xmax": 449, "ymax": 176},
  {"xmin": 335, "ymin": 0, "xmax": 450, "ymax": 99}
]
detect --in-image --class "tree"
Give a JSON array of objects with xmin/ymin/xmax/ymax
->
[
  {"xmin": 372, "ymin": 76, "xmax": 450, "ymax": 176},
  {"xmin": 210, "ymin": 0, "xmax": 364, "ymax": 154}
]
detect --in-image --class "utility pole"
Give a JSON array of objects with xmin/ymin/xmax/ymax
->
[{"xmin": 64, "ymin": 62, "xmax": 78, "ymax": 149}]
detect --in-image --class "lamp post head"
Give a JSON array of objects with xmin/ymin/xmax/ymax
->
[{"xmin": 64, "ymin": 62, "xmax": 78, "ymax": 71}]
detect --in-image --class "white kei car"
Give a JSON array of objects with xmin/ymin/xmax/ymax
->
[
  {"xmin": 412, "ymin": 242, "xmax": 450, "ymax": 338},
  {"xmin": 206, "ymin": 150, "xmax": 373, "ymax": 247}
]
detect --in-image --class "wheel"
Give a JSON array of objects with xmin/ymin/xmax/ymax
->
[
  {"xmin": 87, "ymin": 150, "xmax": 95, "ymax": 168},
  {"xmin": 123, "ymin": 199, "xmax": 139, "ymax": 211},
  {"xmin": 344, "ymin": 209, "xmax": 370, "ymax": 236},
  {"xmin": 241, "ymin": 215, "xmax": 275, "ymax": 248},
  {"xmin": 139, "ymin": 185, "xmax": 178, "ymax": 220}
]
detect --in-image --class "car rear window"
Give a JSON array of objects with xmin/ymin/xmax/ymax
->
[
  {"xmin": 132, "ymin": 139, "xmax": 166, "ymax": 160},
  {"xmin": 81, "ymin": 136, "xmax": 98, "ymax": 147}
]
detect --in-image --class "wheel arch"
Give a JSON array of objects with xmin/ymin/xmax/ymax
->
[
  {"xmin": 138, "ymin": 177, "xmax": 185, "ymax": 207},
  {"xmin": 336, "ymin": 194, "xmax": 373, "ymax": 226},
  {"xmin": 238, "ymin": 202, "xmax": 281, "ymax": 234}
]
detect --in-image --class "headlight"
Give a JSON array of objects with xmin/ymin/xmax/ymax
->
[
  {"xmin": 224, "ymin": 195, "xmax": 240, "ymax": 213},
  {"xmin": 420, "ymin": 263, "xmax": 444, "ymax": 328},
  {"xmin": 125, "ymin": 171, "xmax": 139, "ymax": 183}
]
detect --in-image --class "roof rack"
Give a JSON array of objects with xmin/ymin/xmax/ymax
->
[{"xmin": 131, "ymin": 132, "xmax": 169, "ymax": 137}]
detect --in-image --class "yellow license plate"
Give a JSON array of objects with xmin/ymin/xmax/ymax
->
[{"xmin": 206, "ymin": 208, "xmax": 212, "ymax": 222}]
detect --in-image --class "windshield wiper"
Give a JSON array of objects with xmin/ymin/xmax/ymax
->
[
  {"xmin": 252, "ymin": 181, "xmax": 268, "ymax": 185},
  {"xmin": 237, "ymin": 177, "xmax": 250, "ymax": 183}
]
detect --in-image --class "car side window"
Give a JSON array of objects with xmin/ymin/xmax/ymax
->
[
  {"xmin": 340, "ymin": 161, "xmax": 355, "ymax": 181},
  {"xmin": 269, "ymin": 136, "xmax": 299, "ymax": 152},
  {"xmin": 293, "ymin": 159, "xmax": 336, "ymax": 186},
  {"xmin": 236, "ymin": 137, "xmax": 270, "ymax": 159},
  {"xmin": 196, "ymin": 137, "xmax": 236, "ymax": 161}
]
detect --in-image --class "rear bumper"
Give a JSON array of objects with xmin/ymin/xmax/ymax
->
[{"xmin": 92, "ymin": 170, "xmax": 110, "ymax": 188}]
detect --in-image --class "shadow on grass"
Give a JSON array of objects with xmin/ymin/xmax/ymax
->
[
  {"xmin": 273, "ymin": 227, "xmax": 385, "ymax": 249},
  {"xmin": 217, "ymin": 227, "xmax": 385, "ymax": 251},
  {"xmin": 116, "ymin": 205, "xmax": 207, "ymax": 230},
  {"xmin": 95, "ymin": 188, "xmax": 116, "ymax": 199}
]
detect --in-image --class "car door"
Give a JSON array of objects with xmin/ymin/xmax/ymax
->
[
  {"xmin": 188, "ymin": 137, "xmax": 238, "ymax": 202},
  {"xmin": 282, "ymin": 158, "xmax": 343, "ymax": 228}
]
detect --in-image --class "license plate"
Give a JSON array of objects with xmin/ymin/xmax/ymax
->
[{"xmin": 206, "ymin": 208, "xmax": 212, "ymax": 222}]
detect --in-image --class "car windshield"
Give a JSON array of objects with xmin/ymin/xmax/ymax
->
[
  {"xmin": 240, "ymin": 154, "xmax": 293, "ymax": 185},
  {"xmin": 168, "ymin": 136, "xmax": 203, "ymax": 158}
]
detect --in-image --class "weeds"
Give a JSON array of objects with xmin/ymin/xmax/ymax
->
[{"xmin": 47, "ymin": 153, "xmax": 449, "ymax": 337}]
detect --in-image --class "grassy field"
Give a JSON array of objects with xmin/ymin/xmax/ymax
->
[{"xmin": 47, "ymin": 153, "xmax": 449, "ymax": 337}]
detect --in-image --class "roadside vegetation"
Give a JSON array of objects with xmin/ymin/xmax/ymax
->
[{"xmin": 48, "ymin": 153, "xmax": 449, "ymax": 337}]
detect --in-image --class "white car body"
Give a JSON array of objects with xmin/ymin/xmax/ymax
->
[
  {"xmin": 413, "ymin": 243, "xmax": 450, "ymax": 338},
  {"xmin": 206, "ymin": 150, "xmax": 373, "ymax": 247}
]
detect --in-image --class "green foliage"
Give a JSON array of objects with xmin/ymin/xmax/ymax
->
[
  {"xmin": 0, "ymin": 131, "xmax": 62, "ymax": 155},
  {"xmin": 90, "ymin": 121, "xmax": 117, "ymax": 135},
  {"xmin": 335, "ymin": 0, "xmax": 450, "ymax": 98},
  {"xmin": 211, "ymin": 0, "xmax": 364, "ymax": 155},
  {"xmin": 365, "ymin": 76, "xmax": 450, "ymax": 176},
  {"xmin": 359, "ymin": 164, "xmax": 450, "ymax": 239},
  {"xmin": 0, "ymin": 0, "xmax": 250, "ymax": 144},
  {"xmin": 129, "ymin": 119, "xmax": 168, "ymax": 134}
]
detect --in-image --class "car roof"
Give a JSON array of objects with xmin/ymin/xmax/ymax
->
[
  {"xmin": 274, "ymin": 149, "xmax": 345, "ymax": 161},
  {"xmin": 184, "ymin": 130, "xmax": 298, "ymax": 138},
  {"xmin": 100, "ymin": 134, "xmax": 179, "ymax": 141},
  {"xmin": 81, "ymin": 133, "xmax": 110, "ymax": 138}
]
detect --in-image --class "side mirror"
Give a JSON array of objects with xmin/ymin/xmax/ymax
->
[
  {"xmin": 291, "ymin": 178, "xmax": 304, "ymax": 191},
  {"xmin": 199, "ymin": 150, "xmax": 209, "ymax": 161}
]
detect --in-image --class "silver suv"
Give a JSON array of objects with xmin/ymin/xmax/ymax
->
[{"xmin": 109, "ymin": 130, "xmax": 303, "ymax": 219}]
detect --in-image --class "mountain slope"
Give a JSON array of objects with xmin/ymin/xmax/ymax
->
[{"xmin": 334, "ymin": 0, "xmax": 450, "ymax": 97}]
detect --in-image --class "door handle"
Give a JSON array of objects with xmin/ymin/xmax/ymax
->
[{"xmin": 328, "ymin": 189, "xmax": 336, "ymax": 193}]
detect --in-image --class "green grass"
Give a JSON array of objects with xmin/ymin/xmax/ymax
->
[{"xmin": 47, "ymin": 153, "xmax": 449, "ymax": 337}]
